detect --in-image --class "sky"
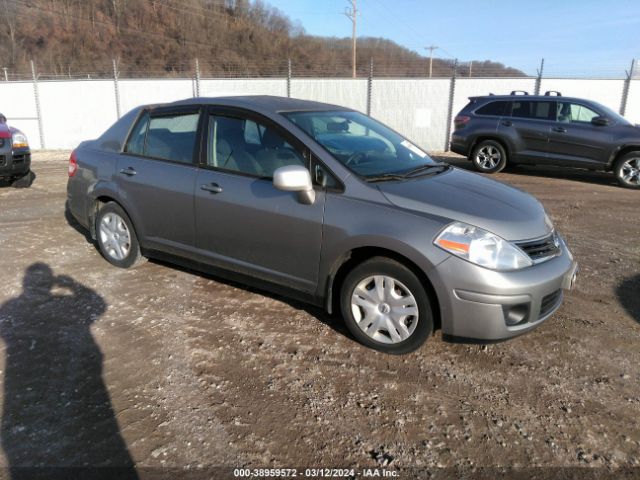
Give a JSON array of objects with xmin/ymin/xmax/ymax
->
[{"xmin": 267, "ymin": 0, "xmax": 640, "ymax": 76}]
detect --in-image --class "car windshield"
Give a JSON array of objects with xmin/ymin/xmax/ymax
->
[{"xmin": 283, "ymin": 110, "xmax": 440, "ymax": 179}]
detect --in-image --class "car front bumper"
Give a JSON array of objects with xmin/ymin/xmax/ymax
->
[
  {"xmin": 0, "ymin": 147, "xmax": 31, "ymax": 178},
  {"xmin": 431, "ymin": 239, "xmax": 578, "ymax": 341}
]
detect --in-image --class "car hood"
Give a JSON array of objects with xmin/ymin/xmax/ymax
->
[{"xmin": 377, "ymin": 167, "xmax": 551, "ymax": 241}]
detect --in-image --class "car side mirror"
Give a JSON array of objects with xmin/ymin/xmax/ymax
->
[
  {"xmin": 591, "ymin": 116, "xmax": 610, "ymax": 126},
  {"xmin": 273, "ymin": 165, "xmax": 316, "ymax": 205}
]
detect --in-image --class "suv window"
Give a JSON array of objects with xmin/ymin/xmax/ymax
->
[
  {"xmin": 207, "ymin": 115, "xmax": 307, "ymax": 178},
  {"xmin": 475, "ymin": 101, "xmax": 509, "ymax": 116},
  {"xmin": 556, "ymin": 102, "xmax": 599, "ymax": 123},
  {"xmin": 510, "ymin": 101, "xmax": 555, "ymax": 120}
]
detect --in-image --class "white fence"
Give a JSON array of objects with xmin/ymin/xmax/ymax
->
[{"xmin": 2, "ymin": 77, "xmax": 639, "ymax": 151}]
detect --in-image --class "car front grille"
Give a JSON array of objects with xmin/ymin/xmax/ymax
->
[
  {"xmin": 540, "ymin": 289, "xmax": 562, "ymax": 318},
  {"xmin": 516, "ymin": 233, "xmax": 560, "ymax": 264}
]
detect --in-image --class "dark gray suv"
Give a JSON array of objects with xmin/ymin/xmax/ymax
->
[
  {"xmin": 67, "ymin": 96, "xmax": 577, "ymax": 354},
  {"xmin": 450, "ymin": 91, "xmax": 640, "ymax": 188}
]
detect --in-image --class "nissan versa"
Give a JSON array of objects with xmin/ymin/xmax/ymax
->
[{"xmin": 66, "ymin": 96, "xmax": 578, "ymax": 354}]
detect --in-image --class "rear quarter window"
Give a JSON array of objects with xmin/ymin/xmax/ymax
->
[{"xmin": 475, "ymin": 101, "xmax": 509, "ymax": 116}]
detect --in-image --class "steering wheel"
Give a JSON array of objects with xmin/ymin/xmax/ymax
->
[{"xmin": 345, "ymin": 151, "xmax": 367, "ymax": 166}]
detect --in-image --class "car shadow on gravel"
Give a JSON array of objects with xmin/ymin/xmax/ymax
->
[
  {"xmin": 436, "ymin": 155, "xmax": 620, "ymax": 188},
  {"xmin": 0, "ymin": 263, "xmax": 138, "ymax": 479},
  {"xmin": 64, "ymin": 202, "xmax": 93, "ymax": 244},
  {"xmin": 0, "ymin": 170, "xmax": 36, "ymax": 189},
  {"xmin": 151, "ymin": 258, "xmax": 353, "ymax": 342},
  {"xmin": 64, "ymin": 205, "xmax": 351, "ymax": 344},
  {"xmin": 616, "ymin": 274, "xmax": 640, "ymax": 324}
]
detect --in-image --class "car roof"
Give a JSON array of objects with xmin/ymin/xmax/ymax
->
[
  {"xmin": 167, "ymin": 95, "xmax": 352, "ymax": 113},
  {"xmin": 471, "ymin": 94, "xmax": 593, "ymax": 104}
]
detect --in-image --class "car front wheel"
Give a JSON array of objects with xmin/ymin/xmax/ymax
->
[
  {"xmin": 11, "ymin": 170, "xmax": 34, "ymax": 188},
  {"xmin": 340, "ymin": 257, "xmax": 433, "ymax": 354},
  {"xmin": 95, "ymin": 202, "xmax": 146, "ymax": 268},
  {"xmin": 614, "ymin": 152, "xmax": 640, "ymax": 189},
  {"xmin": 471, "ymin": 140, "xmax": 507, "ymax": 173}
]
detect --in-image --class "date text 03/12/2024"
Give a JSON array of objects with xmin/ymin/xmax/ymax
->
[{"xmin": 233, "ymin": 468, "xmax": 399, "ymax": 477}]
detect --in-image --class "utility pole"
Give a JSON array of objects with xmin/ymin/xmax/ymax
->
[
  {"xmin": 468, "ymin": 61, "xmax": 473, "ymax": 78},
  {"xmin": 2, "ymin": 67, "xmax": 7, "ymax": 81},
  {"xmin": 344, "ymin": 0, "xmax": 358, "ymax": 78},
  {"xmin": 425, "ymin": 45, "xmax": 438, "ymax": 78}
]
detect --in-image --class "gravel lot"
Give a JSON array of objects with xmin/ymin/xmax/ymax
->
[{"xmin": 0, "ymin": 151, "xmax": 639, "ymax": 479}]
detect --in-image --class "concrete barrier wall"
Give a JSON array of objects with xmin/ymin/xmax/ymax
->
[{"xmin": 1, "ymin": 77, "xmax": 637, "ymax": 151}]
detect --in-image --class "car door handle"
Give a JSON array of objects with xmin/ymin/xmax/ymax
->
[
  {"xmin": 500, "ymin": 120, "xmax": 512, "ymax": 127},
  {"xmin": 119, "ymin": 167, "xmax": 137, "ymax": 176},
  {"xmin": 552, "ymin": 127, "xmax": 567, "ymax": 133},
  {"xmin": 201, "ymin": 183, "xmax": 223, "ymax": 194}
]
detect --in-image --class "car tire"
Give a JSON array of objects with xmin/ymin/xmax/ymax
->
[
  {"xmin": 613, "ymin": 152, "xmax": 640, "ymax": 189},
  {"xmin": 95, "ymin": 202, "xmax": 147, "ymax": 268},
  {"xmin": 340, "ymin": 257, "xmax": 433, "ymax": 355},
  {"xmin": 471, "ymin": 140, "xmax": 507, "ymax": 173},
  {"xmin": 11, "ymin": 170, "xmax": 34, "ymax": 188}
]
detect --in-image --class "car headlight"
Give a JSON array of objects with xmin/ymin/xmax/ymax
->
[
  {"xmin": 12, "ymin": 131, "xmax": 29, "ymax": 149},
  {"xmin": 434, "ymin": 222, "xmax": 532, "ymax": 271}
]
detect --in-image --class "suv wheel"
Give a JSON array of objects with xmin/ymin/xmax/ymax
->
[
  {"xmin": 96, "ymin": 202, "xmax": 146, "ymax": 268},
  {"xmin": 614, "ymin": 152, "xmax": 640, "ymax": 189},
  {"xmin": 471, "ymin": 140, "xmax": 507, "ymax": 173},
  {"xmin": 340, "ymin": 257, "xmax": 433, "ymax": 354}
]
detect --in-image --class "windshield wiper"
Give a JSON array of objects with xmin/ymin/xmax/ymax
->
[
  {"xmin": 401, "ymin": 163, "xmax": 450, "ymax": 178},
  {"xmin": 365, "ymin": 163, "xmax": 450, "ymax": 183},
  {"xmin": 365, "ymin": 173, "xmax": 408, "ymax": 183}
]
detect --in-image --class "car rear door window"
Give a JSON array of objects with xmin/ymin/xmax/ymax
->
[
  {"xmin": 145, "ymin": 113, "xmax": 200, "ymax": 163},
  {"xmin": 556, "ymin": 102, "xmax": 600, "ymax": 123},
  {"xmin": 207, "ymin": 115, "xmax": 307, "ymax": 178},
  {"xmin": 475, "ymin": 101, "xmax": 509, "ymax": 116},
  {"xmin": 510, "ymin": 101, "xmax": 555, "ymax": 120}
]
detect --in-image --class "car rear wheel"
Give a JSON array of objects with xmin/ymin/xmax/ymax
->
[
  {"xmin": 96, "ymin": 202, "xmax": 146, "ymax": 268},
  {"xmin": 471, "ymin": 140, "xmax": 507, "ymax": 173},
  {"xmin": 614, "ymin": 152, "xmax": 640, "ymax": 189},
  {"xmin": 340, "ymin": 257, "xmax": 433, "ymax": 354}
]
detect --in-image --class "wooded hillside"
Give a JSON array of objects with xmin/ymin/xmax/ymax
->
[{"xmin": 0, "ymin": 0, "xmax": 524, "ymax": 78}]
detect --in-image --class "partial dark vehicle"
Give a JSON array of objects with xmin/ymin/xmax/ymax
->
[
  {"xmin": 67, "ymin": 96, "xmax": 577, "ymax": 354},
  {"xmin": 0, "ymin": 113, "xmax": 32, "ymax": 187},
  {"xmin": 451, "ymin": 91, "xmax": 640, "ymax": 188}
]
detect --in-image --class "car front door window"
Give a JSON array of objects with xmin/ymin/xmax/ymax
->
[
  {"xmin": 557, "ymin": 102, "xmax": 599, "ymax": 124},
  {"xmin": 207, "ymin": 115, "xmax": 307, "ymax": 178}
]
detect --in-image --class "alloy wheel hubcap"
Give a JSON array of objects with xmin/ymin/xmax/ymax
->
[
  {"xmin": 476, "ymin": 146, "xmax": 501, "ymax": 169},
  {"xmin": 621, "ymin": 158, "xmax": 640, "ymax": 185},
  {"xmin": 350, "ymin": 275, "xmax": 418, "ymax": 344},
  {"xmin": 99, "ymin": 212, "xmax": 131, "ymax": 260}
]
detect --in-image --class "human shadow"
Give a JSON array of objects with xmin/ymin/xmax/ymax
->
[
  {"xmin": 0, "ymin": 263, "xmax": 138, "ymax": 479},
  {"xmin": 616, "ymin": 274, "xmax": 640, "ymax": 324}
]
